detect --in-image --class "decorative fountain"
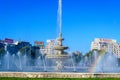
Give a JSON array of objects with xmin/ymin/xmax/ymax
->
[
  {"xmin": 45, "ymin": 32, "xmax": 76, "ymax": 72},
  {"xmin": 0, "ymin": 0, "xmax": 120, "ymax": 78},
  {"xmin": 44, "ymin": 0, "xmax": 76, "ymax": 72}
]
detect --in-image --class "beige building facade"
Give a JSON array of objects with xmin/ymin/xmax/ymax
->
[{"xmin": 91, "ymin": 38, "xmax": 120, "ymax": 58}]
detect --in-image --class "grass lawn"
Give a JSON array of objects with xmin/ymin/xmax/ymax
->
[{"xmin": 0, "ymin": 78, "xmax": 120, "ymax": 80}]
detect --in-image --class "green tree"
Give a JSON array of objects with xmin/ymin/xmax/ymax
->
[
  {"xmin": 98, "ymin": 49, "xmax": 106, "ymax": 55},
  {"xmin": 72, "ymin": 51, "xmax": 82, "ymax": 65},
  {"xmin": 0, "ymin": 48, "xmax": 5, "ymax": 59},
  {"xmin": 19, "ymin": 46, "xmax": 30, "ymax": 56}
]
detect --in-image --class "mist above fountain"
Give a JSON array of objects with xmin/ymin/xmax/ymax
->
[{"xmin": 93, "ymin": 51, "xmax": 119, "ymax": 73}]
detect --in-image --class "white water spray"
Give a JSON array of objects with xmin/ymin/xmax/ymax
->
[{"xmin": 58, "ymin": 0, "xmax": 62, "ymax": 33}]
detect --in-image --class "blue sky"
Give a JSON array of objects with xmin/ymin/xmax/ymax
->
[{"xmin": 0, "ymin": 0, "xmax": 120, "ymax": 53}]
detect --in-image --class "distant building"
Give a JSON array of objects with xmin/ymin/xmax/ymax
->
[
  {"xmin": 91, "ymin": 38, "xmax": 120, "ymax": 58},
  {"xmin": 45, "ymin": 39, "xmax": 57, "ymax": 54},
  {"xmin": 4, "ymin": 38, "xmax": 14, "ymax": 44},
  {"xmin": 0, "ymin": 38, "xmax": 16, "ymax": 54},
  {"xmin": 91, "ymin": 38, "xmax": 116, "ymax": 50},
  {"xmin": 0, "ymin": 38, "xmax": 32, "ymax": 55},
  {"xmin": 34, "ymin": 41, "xmax": 44, "ymax": 49},
  {"xmin": 0, "ymin": 38, "xmax": 14, "ymax": 44},
  {"xmin": 107, "ymin": 43, "xmax": 120, "ymax": 58},
  {"xmin": 8, "ymin": 41, "xmax": 32, "ymax": 55},
  {"xmin": 0, "ymin": 43, "xmax": 5, "ymax": 49}
]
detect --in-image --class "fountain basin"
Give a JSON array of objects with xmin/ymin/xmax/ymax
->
[
  {"xmin": 0, "ymin": 72, "xmax": 120, "ymax": 78},
  {"xmin": 54, "ymin": 46, "xmax": 68, "ymax": 50},
  {"xmin": 46, "ymin": 54, "xmax": 71, "ymax": 58}
]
